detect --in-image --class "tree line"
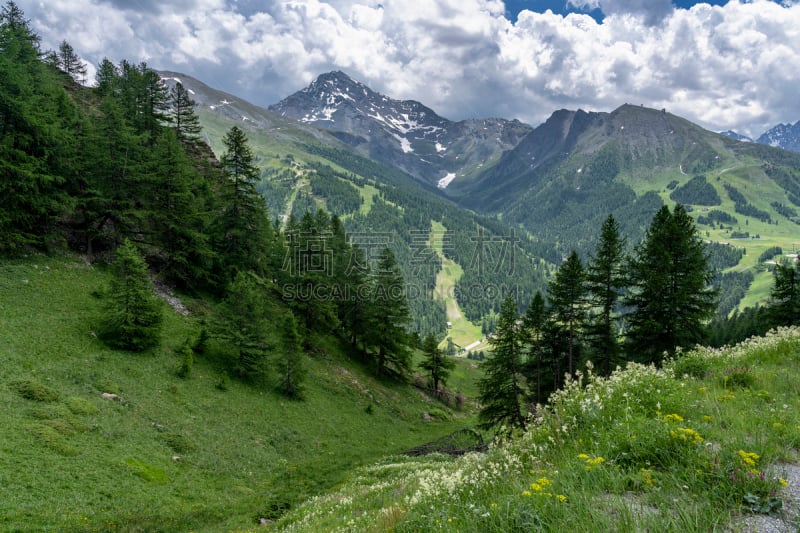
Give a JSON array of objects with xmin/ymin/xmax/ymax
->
[
  {"xmin": 0, "ymin": 2, "xmax": 418, "ymax": 398},
  {"xmin": 478, "ymin": 205, "xmax": 800, "ymax": 431}
]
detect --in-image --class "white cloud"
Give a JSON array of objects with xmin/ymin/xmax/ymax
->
[{"xmin": 16, "ymin": 0, "xmax": 800, "ymax": 137}]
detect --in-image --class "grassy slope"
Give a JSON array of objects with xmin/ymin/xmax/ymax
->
[
  {"xmin": 272, "ymin": 327, "xmax": 800, "ymax": 532},
  {"xmin": 623, "ymin": 155, "xmax": 799, "ymax": 313},
  {"xmin": 0, "ymin": 255, "xmax": 479, "ymax": 532},
  {"xmin": 429, "ymin": 221, "xmax": 484, "ymax": 352}
]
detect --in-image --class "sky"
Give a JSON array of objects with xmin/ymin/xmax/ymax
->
[{"xmin": 16, "ymin": 0, "xmax": 800, "ymax": 137}]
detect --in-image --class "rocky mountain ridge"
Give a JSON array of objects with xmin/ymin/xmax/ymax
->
[{"xmin": 267, "ymin": 71, "xmax": 532, "ymax": 187}]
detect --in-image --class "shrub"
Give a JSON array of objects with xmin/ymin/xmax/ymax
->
[
  {"xmin": 720, "ymin": 366, "xmax": 756, "ymax": 389},
  {"xmin": 176, "ymin": 339, "xmax": 194, "ymax": 378},
  {"xmin": 669, "ymin": 353, "xmax": 712, "ymax": 379},
  {"xmin": 215, "ymin": 374, "xmax": 230, "ymax": 391},
  {"xmin": 27, "ymin": 423, "xmax": 77, "ymax": 456},
  {"xmin": 65, "ymin": 396, "xmax": 99, "ymax": 415},
  {"xmin": 11, "ymin": 378, "xmax": 60, "ymax": 402},
  {"xmin": 162, "ymin": 432, "xmax": 195, "ymax": 453}
]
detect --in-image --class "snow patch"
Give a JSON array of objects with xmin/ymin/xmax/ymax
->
[
  {"xmin": 437, "ymin": 173, "xmax": 456, "ymax": 189},
  {"xmin": 435, "ymin": 142, "xmax": 446, "ymax": 152},
  {"xmin": 399, "ymin": 136, "xmax": 413, "ymax": 153}
]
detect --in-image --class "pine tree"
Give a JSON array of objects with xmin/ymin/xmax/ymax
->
[
  {"xmin": 548, "ymin": 251, "xmax": 587, "ymax": 377},
  {"xmin": 419, "ymin": 333, "xmax": 455, "ymax": 396},
  {"xmin": 767, "ymin": 260, "xmax": 799, "ymax": 326},
  {"xmin": 625, "ymin": 204, "xmax": 716, "ymax": 363},
  {"xmin": 585, "ymin": 214, "xmax": 626, "ymax": 376},
  {"xmin": 102, "ymin": 239, "xmax": 163, "ymax": 351},
  {"xmin": 362, "ymin": 248, "xmax": 412, "ymax": 378},
  {"xmin": 478, "ymin": 294, "xmax": 527, "ymax": 431}
]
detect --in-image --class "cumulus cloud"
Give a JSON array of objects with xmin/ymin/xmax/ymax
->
[
  {"xmin": 568, "ymin": 0, "xmax": 675, "ymax": 24},
  {"xmin": 16, "ymin": 0, "xmax": 800, "ymax": 137}
]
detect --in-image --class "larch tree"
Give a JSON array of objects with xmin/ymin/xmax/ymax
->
[
  {"xmin": 585, "ymin": 214, "xmax": 627, "ymax": 376},
  {"xmin": 548, "ymin": 250, "xmax": 588, "ymax": 378},
  {"xmin": 419, "ymin": 333, "xmax": 455, "ymax": 396},
  {"xmin": 362, "ymin": 247, "xmax": 412, "ymax": 378},
  {"xmin": 214, "ymin": 125, "xmax": 271, "ymax": 281},
  {"xmin": 211, "ymin": 271, "xmax": 272, "ymax": 380},
  {"xmin": 169, "ymin": 82, "xmax": 202, "ymax": 144},
  {"xmin": 767, "ymin": 259, "xmax": 799, "ymax": 326},
  {"xmin": 624, "ymin": 204, "xmax": 716, "ymax": 364},
  {"xmin": 57, "ymin": 40, "xmax": 87, "ymax": 82},
  {"xmin": 478, "ymin": 293, "xmax": 527, "ymax": 431},
  {"xmin": 102, "ymin": 239, "xmax": 163, "ymax": 351},
  {"xmin": 521, "ymin": 290, "xmax": 548, "ymax": 404}
]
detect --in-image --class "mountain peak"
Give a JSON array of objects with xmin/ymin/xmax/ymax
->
[{"xmin": 267, "ymin": 72, "xmax": 532, "ymax": 185}]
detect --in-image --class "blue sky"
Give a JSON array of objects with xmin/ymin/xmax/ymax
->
[{"xmin": 18, "ymin": 1, "xmax": 800, "ymax": 137}]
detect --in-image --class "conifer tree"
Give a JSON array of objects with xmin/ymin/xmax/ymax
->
[
  {"xmin": 214, "ymin": 125, "xmax": 271, "ymax": 281},
  {"xmin": 56, "ymin": 40, "xmax": 87, "ymax": 82},
  {"xmin": 102, "ymin": 239, "xmax": 163, "ymax": 351},
  {"xmin": 478, "ymin": 293, "xmax": 527, "ymax": 431},
  {"xmin": 419, "ymin": 333, "xmax": 455, "ymax": 395},
  {"xmin": 169, "ymin": 82, "xmax": 202, "ymax": 143},
  {"xmin": 521, "ymin": 291, "xmax": 548, "ymax": 404},
  {"xmin": 363, "ymin": 248, "xmax": 412, "ymax": 377},
  {"xmin": 767, "ymin": 260, "xmax": 799, "ymax": 326},
  {"xmin": 548, "ymin": 250, "xmax": 587, "ymax": 377},
  {"xmin": 625, "ymin": 204, "xmax": 716, "ymax": 363},
  {"xmin": 0, "ymin": 4, "xmax": 71, "ymax": 253},
  {"xmin": 211, "ymin": 272, "xmax": 272, "ymax": 379},
  {"xmin": 585, "ymin": 214, "xmax": 626, "ymax": 376},
  {"xmin": 145, "ymin": 129, "xmax": 212, "ymax": 287},
  {"xmin": 277, "ymin": 313, "xmax": 305, "ymax": 398}
]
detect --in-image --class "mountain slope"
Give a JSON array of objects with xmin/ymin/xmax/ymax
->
[
  {"xmin": 461, "ymin": 104, "xmax": 800, "ymax": 246},
  {"xmin": 268, "ymin": 71, "xmax": 532, "ymax": 188},
  {"xmin": 757, "ymin": 120, "xmax": 800, "ymax": 152},
  {"xmin": 0, "ymin": 254, "xmax": 479, "ymax": 532}
]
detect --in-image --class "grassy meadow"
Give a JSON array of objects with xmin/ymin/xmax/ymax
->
[
  {"xmin": 0, "ymin": 254, "xmax": 479, "ymax": 532},
  {"xmin": 271, "ymin": 327, "xmax": 800, "ymax": 532}
]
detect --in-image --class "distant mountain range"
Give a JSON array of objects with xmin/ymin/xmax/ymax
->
[
  {"xmin": 721, "ymin": 121, "xmax": 800, "ymax": 152},
  {"xmin": 159, "ymin": 68, "xmax": 800, "ymax": 317}
]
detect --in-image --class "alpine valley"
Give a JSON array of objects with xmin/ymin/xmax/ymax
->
[{"xmin": 162, "ymin": 69, "xmax": 800, "ymax": 326}]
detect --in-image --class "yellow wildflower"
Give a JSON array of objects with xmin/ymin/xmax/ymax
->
[{"xmin": 664, "ymin": 413, "xmax": 684, "ymax": 423}]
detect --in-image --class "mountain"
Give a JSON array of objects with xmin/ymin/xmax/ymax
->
[
  {"xmin": 163, "ymin": 69, "xmax": 800, "ymax": 318},
  {"xmin": 757, "ymin": 120, "xmax": 800, "ymax": 152},
  {"xmin": 268, "ymin": 71, "xmax": 532, "ymax": 188},
  {"xmin": 720, "ymin": 130, "xmax": 752, "ymax": 142}
]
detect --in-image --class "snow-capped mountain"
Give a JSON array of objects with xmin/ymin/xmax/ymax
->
[
  {"xmin": 757, "ymin": 121, "xmax": 800, "ymax": 152},
  {"xmin": 268, "ymin": 71, "xmax": 531, "ymax": 189},
  {"xmin": 720, "ymin": 130, "xmax": 752, "ymax": 142}
]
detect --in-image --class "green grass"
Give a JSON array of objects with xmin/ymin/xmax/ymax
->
[
  {"xmin": 272, "ymin": 327, "xmax": 800, "ymax": 532},
  {"xmin": 430, "ymin": 221, "xmax": 484, "ymax": 352},
  {"xmin": 0, "ymin": 254, "xmax": 481, "ymax": 531}
]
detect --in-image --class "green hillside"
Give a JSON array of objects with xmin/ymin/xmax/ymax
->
[
  {"xmin": 271, "ymin": 326, "xmax": 800, "ymax": 532},
  {"xmin": 0, "ymin": 254, "xmax": 480, "ymax": 531}
]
